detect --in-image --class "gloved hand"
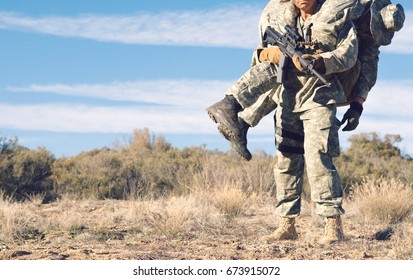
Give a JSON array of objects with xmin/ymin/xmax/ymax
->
[
  {"xmin": 341, "ymin": 102, "xmax": 363, "ymax": 131},
  {"xmin": 292, "ymin": 54, "xmax": 326, "ymax": 74},
  {"xmin": 259, "ymin": 47, "xmax": 282, "ymax": 65}
]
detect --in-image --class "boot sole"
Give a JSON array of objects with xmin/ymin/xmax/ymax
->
[
  {"xmin": 206, "ymin": 106, "xmax": 239, "ymax": 140},
  {"xmin": 265, "ymin": 232, "xmax": 298, "ymax": 243},
  {"xmin": 218, "ymin": 125, "xmax": 252, "ymax": 161}
]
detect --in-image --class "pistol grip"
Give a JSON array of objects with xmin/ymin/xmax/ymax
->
[{"xmin": 276, "ymin": 54, "xmax": 287, "ymax": 84}]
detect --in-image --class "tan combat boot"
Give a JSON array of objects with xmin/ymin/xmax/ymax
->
[
  {"xmin": 319, "ymin": 215, "xmax": 344, "ymax": 245},
  {"xmin": 265, "ymin": 218, "xmax": 298, "ymax": 243}
]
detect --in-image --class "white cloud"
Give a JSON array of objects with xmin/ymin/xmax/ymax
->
[
  {"xmin": 3, "ymin": 78, "xmax": 413, "ymax": 155},
  {"xmin": 361, "ymin": 80, "xmax": 413, "ymax": 118},
  {"xmin": 7, "ymin": 79, "xmax": 232, "ymax": 108},
  {"xmin": 0, "ymin": 103, "xmax": 216, "ymax": 134},
  {"xmin": 2, "ymin": 79, "xmax": 231, "ymax": 135},
  {"xmin": 10, "ymin": 78, "xmax": 411, "ymax": 117},
  {"xmin": 1, "ymin": 7, "xmax": 412, "ymax": 53},
  {"xmin": 0, "ymin": 6, "xmax": 261, "ymax": 49}
]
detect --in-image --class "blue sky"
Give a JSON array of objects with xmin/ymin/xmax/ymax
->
[{"xmin": 1, "ymin": 0, "xmax": 412, "ymax": 158}]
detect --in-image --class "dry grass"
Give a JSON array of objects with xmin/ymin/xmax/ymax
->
[
  {"xmin": 350, "ymin": 177, "xmax": 413, "ymax": 224},
  {"xmin": 211, "ymin": 183, "xmax": 254, "ymax": 218},
  {"xmin": 1, "ymin": 177, "xmax": 413, "ymax": 260},
  {"xmin": 143, "ymin": 196, "xmax": 199, "ymax": 238},
  {"xmin": 384, "ymin": 222, "xmax": 413, "ymax": 259},
  {"xmin": 0, "ymin": 196, "xmax": 40, "ymax": 243}
]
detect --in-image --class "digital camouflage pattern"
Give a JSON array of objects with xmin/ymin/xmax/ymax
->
[
  {"xmin": 267, "ymin": 1, "xmax": 358, "ymax": 217},
  {"xmin": 229, "ymin": 0, "xmax": 404, "ymax": 125},
  {"xmin": 225, "ymin": 62, "xmax": 278, "ymax": 126},
  {"xmin": 274, "ymin": 105, "xmax": 344, "ymax": 217},
  {"xmin": 350, "ymin": 0, "xmax": 405, "ymax": 100},
  {"xmin": 225, "ymin": 61, "xmax": 278, "ymax": 109},
  {"xmin": 231, "ymin": 0, "xmax": 363, "ymax": 125},
  {"xmin": 344, "ymin": 5, "xmax": 379, "ymax": 102},
  {"xmin": 370, "ymin": 0, "xmax": 405, "ymax": 46},
  {"xmin": 261, "ymin": 0, "xmax": 361, "ymax": 98},
  {"xmin": 217, "ymin": 0, "xmax": 405, "ymax": 218}
]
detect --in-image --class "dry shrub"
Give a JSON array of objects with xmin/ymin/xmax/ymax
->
[
  {"xmin": 124, "ymin": 200, "xmax": 151, "ymax": 225},
  {"xmin": 189, "ymin": 153, "xmax": 237, "ymax": 191},
  {"xmin": 144, "ymin": 196, "xmax": 199, "ymax": 238},
  {"xmin": 0, "ymin": 144, "xmax": 55, "ymax": 202},
  {"xmin": 238, "ymin": 152, "xmax": 276, "ymax": 196},
  {"xmin": 26, "ymin": 193, "xmax": 47, "ymax": 207},
  {"xmin": 351, "ymin": 177, "xmax": 413, "ymax": 224},
  {"xmin": 189, "ymin": 151, "xmax": 274, "ymax": 197},
  {"xmin": 0, "ymin": 196, "xmax": 41, "ymax": 243},
  {"xmin": 211, "ymin": 184, "xmax": 254, "ymax": 218},
  {"xmin": 61, "ymin": 211, "xmax": 88, "ymax": 237},
  {"xmin": 387, "ymin": 223, "xmax": 413, "ymax": 259}
]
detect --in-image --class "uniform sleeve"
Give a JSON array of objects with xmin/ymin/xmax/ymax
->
[
  {"xmin": 351, "ymin": 44, "xmax": 380, "ymax": 100},
  {"xmin": 319, "ymin": 22, "xmax": 359, "ymax": 75},
  {"xmin": 251, "ymin": 44, "xmax": 264, "ymax": 67}
]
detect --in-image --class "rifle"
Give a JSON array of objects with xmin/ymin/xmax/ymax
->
[{"xmin": 262, "ymin": 25, "xmax": 331, "ymax": 87}]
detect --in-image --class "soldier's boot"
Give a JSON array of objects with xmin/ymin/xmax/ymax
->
[
  {"xmin": 218, "ymin": 117, "xmax": 252, "ymax": 161},
  {"xmin": 319, "ymin": 215, "xmax": 345, "ymax": 245},
  {"xmin": 206, "ymin": 95, "xmax": 243, "ymax": 140},
  {"xmin": 265, "ymin": 218, "xmax": 298, "ymax": 243}
]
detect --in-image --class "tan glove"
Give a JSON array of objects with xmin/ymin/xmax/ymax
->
[
  {"xmin": 259, "ymin": 47, "xmax": 282, "ymax": 65},
  {"xmin": 292, "ymin": 54, "xmax": 326, "ymax": 74}
]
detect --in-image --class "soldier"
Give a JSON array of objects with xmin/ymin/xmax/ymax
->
[
  {"xmin": 208, "ymin": 0, "xmax": 389, "ymax": 245},
  {"xmin": 220, "ymin": 0, "xmax": 359, "ymax": 244},
  {"xmin": 207, "ymin": 0, "xmax": 405, "ymax": 161}
]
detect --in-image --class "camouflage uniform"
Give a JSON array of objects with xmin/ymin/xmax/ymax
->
[
  {"xmin": 257, "ymin": 0, "xmax": 357, "ymax": 217},
  {"xmin": 225, "ymin": 60, "xmax": 278, "ymax": 126},
  {"xmin": 226, "ymin": 0, "xmax": 391, "ymax": 126},
  {"xmin": 348, "ymin": 0, "xmax": 404, "ymax": 101},
  {"xmin": 274, "ymin": 104, "xmax": 344, "ymax": 217},
  {"xmin": 207, "ymin": 0, "xmax": 404, "ymax": 240}
]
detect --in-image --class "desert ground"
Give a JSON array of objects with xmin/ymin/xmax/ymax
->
[{"xmin": 1, "ymin": 187, "xmax": 412, "ymax": 260}]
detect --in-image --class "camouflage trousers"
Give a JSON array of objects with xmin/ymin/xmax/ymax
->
[
  {"xmin": 225, "ymin": 61, "xmax": 279, "ymax": 127},
  {"xmin": 224, "ymin": 60, "xmax": 361, "ymax": 126},
  {"xmin": 274, "ymin": 104, "xmax": 345, "ymax": 218}
]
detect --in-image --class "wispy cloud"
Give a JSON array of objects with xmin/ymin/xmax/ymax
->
[
  {"xmin": 2, "ymin": 79, "xmax": 413, "ymax": 149},
  {"xmin": 0, "ymin": 103, "xmax": 215, "ymax": 134},
  {"xmin": 1, "ymin": 7, "xmax": 411, "ymax": 53},
  {"xmin": 1, "ymin": 79, "xmax": 230, "ymax": 134},
  {"xmin": 0, "ymin": 6, "xmax": 261, "ymax": 48},
  {"xmin": 7, "ymin": 80, "xmax": 232, "ymax": 107},
  {"xmin": 362, "ymin": 80, "xmax": 413, "ymax": 118}
]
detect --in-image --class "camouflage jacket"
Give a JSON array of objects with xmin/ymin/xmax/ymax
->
[
  {"xmin": 257, "ymin": 0, "xmax": 380, "ymax": 103},
  {"xmin": 256, "ymin": 0, "xmax": 359, "ymax": 112},
  {"xmin": 351, "ymin": 0, "xmax": 380, "ymax": 101}
]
